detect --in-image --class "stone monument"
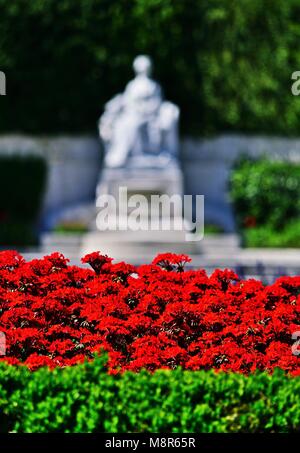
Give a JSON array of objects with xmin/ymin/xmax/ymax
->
[
  {"xmin": 82, "ymin": 55, "xmax": 196, "ymax": 261},
  {"xmin": 96, "ymin": 54, "xmax": 182, "ymax": 201},
  {"xmin": 99, "ymin": 55, "xmax": 179, "ymax": 169}
]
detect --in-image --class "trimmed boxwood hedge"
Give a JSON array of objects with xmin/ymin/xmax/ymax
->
[
  {"xmin": 0, "ymin": 154, "xmax": 47, "ymax": 245},
  {"xmin": 0, "ymin": 355, "xmax": 300, "ymax": 433}
]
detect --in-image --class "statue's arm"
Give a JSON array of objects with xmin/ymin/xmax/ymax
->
[
  {"xmin": 159, "ymin": 101, "xmax": 180, "ymax": 129},
  {"xmin": 98, "ymin": 94, "xmax": 124, "ymax": 142}
]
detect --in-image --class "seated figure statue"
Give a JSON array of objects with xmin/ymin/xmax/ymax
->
[{"xmin": 99, "ymin": 55, "xmax": 180, "ymax": 168}]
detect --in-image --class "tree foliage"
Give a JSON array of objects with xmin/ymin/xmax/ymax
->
[{"xmin": 1, "ymin": 0, "xmax": 300, "ymax": 135}]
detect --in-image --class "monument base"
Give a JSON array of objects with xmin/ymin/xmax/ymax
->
[
  {"xmin": 80, "ymin": 229, "xmax": 197, "ymax": 262},
  {"xmin": 96, "ymin": 165, "xmax": 183, "ymax": 201},
  {"xmin": 83, "ymin": 164, "xmax": 198, "ymax": 260}
]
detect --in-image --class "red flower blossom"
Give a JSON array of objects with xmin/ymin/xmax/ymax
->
[
  {"xmin": 81, "ymin": 251, "xmax": 112, "ymax": 274},
  {"xmin": 0, "ymin": 250, "xmax": 298, "ymax": 375}
]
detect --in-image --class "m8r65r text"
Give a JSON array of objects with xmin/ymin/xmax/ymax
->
[{"xmin": 149, "ymin": 438, "xmax": 196, "ymax": 448}]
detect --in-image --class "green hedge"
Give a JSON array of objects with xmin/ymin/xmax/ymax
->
[
  {"xmin": 1, "ymin": 0, "xmax": 300, "ymax": 135},
  {"xmin": 243, "ymin": 221, "xmax": 300, "ymax": 248},
  {"xmin": 0, "ymin": 155, "xmax": 47, "ymax": 245},
  {"xmin": 0, "ymin": 355, "xmax": 300, "ymax": 433},
  {"xmin": 230, "ymin": 157, "xmax": 300, "ymax": 247}
]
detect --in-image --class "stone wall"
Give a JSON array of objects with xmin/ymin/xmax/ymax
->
[
  {"xmin": 0, "ymin": 135, "xmax": 102, "ymax": 228},
  {"xmin": 0, "ymin": 134, "xmax": 300, "ymax": 231},
  {"xmin": 181, "ymin": 135, "xmax": 300, "ymax": 231}
]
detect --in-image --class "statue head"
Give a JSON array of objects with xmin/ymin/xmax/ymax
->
[{"xmin": 133, "ymin": 55, "xmax": 152, "ymax": 77}]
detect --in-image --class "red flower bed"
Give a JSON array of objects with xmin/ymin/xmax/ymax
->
[{"xmin": 0, "ymin": 250, "xmax": 299, "ymax": 374}]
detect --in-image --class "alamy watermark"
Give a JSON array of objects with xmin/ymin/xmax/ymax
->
[
  {"xmin": 292, "ymin": 331, "xmax": 300, "ymax": 356},
  {"xmin": 96, "ymin": 187, "xmax": 204, "ymax": 241},
  {"xmin": 291, "ymin": 71, "xmax": 300, "ymax": 95},
  {"xmin": 0, "ymin": 332, "xmax": 6, "ymax": 356},
  {"xmin": 0, "ymin": 71, "xmax": 6, "ymax": 95}
]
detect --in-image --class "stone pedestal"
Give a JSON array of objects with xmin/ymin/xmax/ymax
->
[
  {"xmin": 80, "ymin": 164, "xmax": 197, "ymax": 261},
  {"xmin": 80, "ymin": 230, "xmax": 196, "ymax": 262},
  {"xmin": 96, "ymin": 164, "xmax": 183, "ymax": 200}
]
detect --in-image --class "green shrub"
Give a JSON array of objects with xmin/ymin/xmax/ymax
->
[
  {"xmin": 244, "ymin": 220, "xmax": 300, "ymax": 248},
  {"xmin": 1, "ymin": 0, "xmax": 300, "ymax": 135},
  {"xmin": 0, "ymin": 155, "xmax": 47, "ymax": 245},
  {"xmin": 53, "ymin": 221, "xmax": 88, "ymax": 234},
  {"xmin": 230, "ymin": 157, "xmax": 300, "ymax": 247},
  {"xmin": 0, "ymin": 356, "xmax": 300, "ymax": 433},
  {"xmin": 0, "ymin": 221, "xmax": 36, "ymax": 246},
  {"xmin": 204, "ymin": 224, "xmax": 225, "ymax": 234}
]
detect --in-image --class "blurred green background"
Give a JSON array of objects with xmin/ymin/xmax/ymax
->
[
  {"xmin": 1, "ymin": 0, "xmax": 300, "ymax": 135},
  {"xmin": 230, "ymin": 157, "xmax": 300, "ymax": 247}
]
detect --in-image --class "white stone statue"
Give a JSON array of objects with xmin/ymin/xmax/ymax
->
[{"xmin": 99, "ymin": 55, "xmax": 179, "ymax": 168}]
